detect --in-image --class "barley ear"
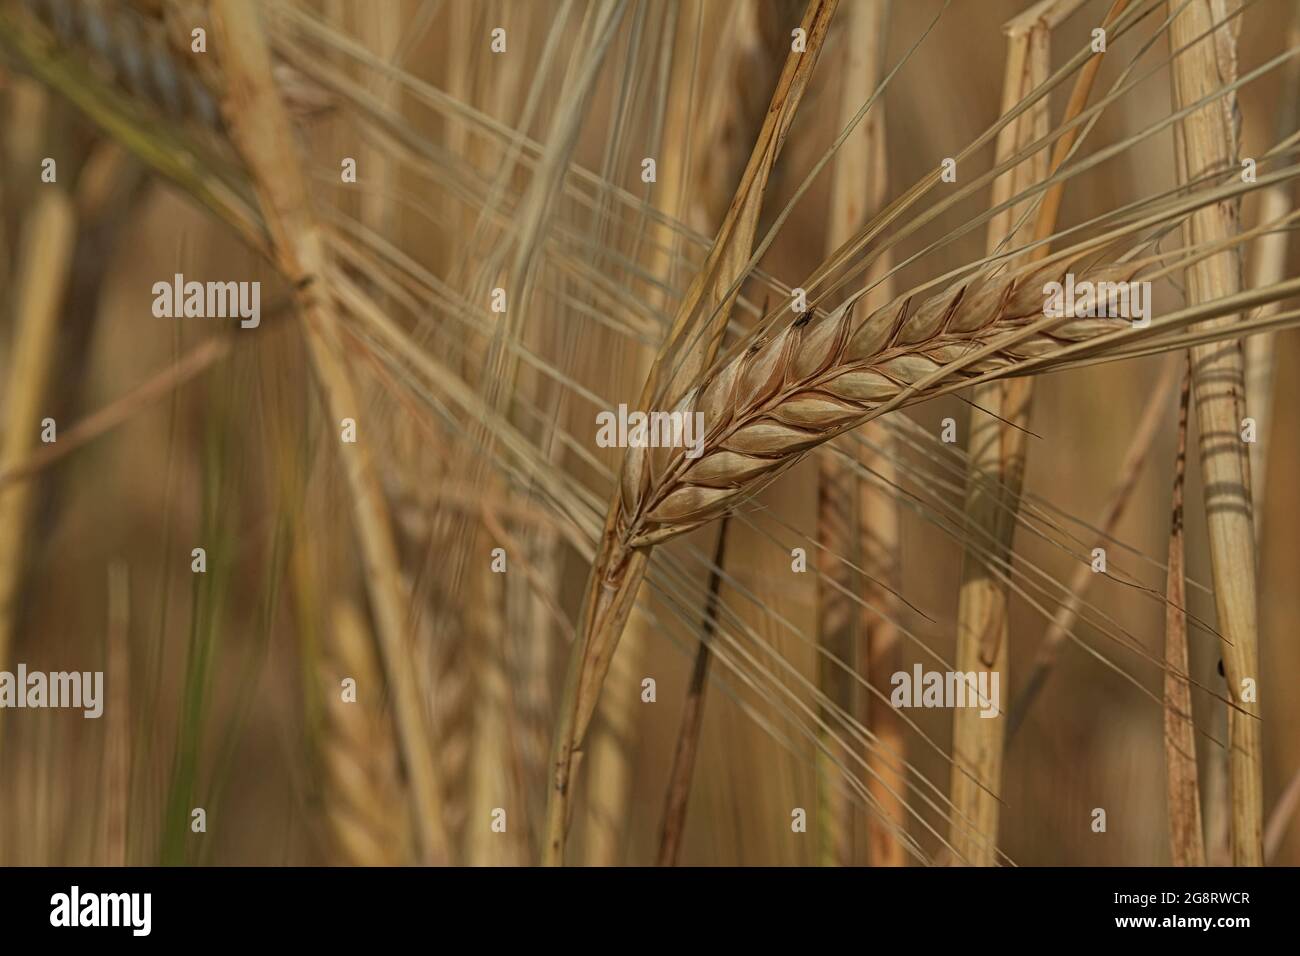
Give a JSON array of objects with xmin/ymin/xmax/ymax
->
[
  {"xmin": 543, "ymin": 0, "xmax": 841, "ymax": 865},
  {"xmin": 320, "ymin": 600, "xmax": 413, "ymax": 866}
]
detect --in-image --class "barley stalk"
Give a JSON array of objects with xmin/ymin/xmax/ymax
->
[
  {"xmin": 209, "ymin": 0, "xmax": 448, "ymax": 864},
  {"xmin": 570, "ymin": 0, "xmax": 709, "ymax": 862},
  {"xmin": 1163, "ymin": 358, "xmax": 1205, "ymax": 867},
  {"xmin": 947, "ymin": 3, "xmax": 1054, "ymax": 866},
  {"xmin": 1243, "ymin": 14, "xmax": 1300, "ymax": 536},
  {"xmin": 583, "ymin": 607, "xmax": 641, "ymax": 865},
  {"xmin": 466, "ymin": 524, "xmax": 527, "ymax": 866},
  {"xmin": 639, "ymin": 0, "xmax": 805, "ymax": 869},
  {"xmin": 816, "ymin": 0, "xmax": 894, "ymax": 868},
  {"xmin": 585, "ymin": 1, "xmax": 725, "ymax": 865},
  {"xmin": 1166, "ymin": 0, "xmax": 1263, "ymax": 867},
  {"xmin": 543, "ymin": 0, "xmax": 841, "ymax": 865},
  {"xmin": 949, "ymin": 0, "xmax": 1129, "ymax": 863}
]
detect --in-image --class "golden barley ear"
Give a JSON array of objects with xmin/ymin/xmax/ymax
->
[
  {"xmin": 319, "ymin": 599, "xmax": 413, "ymax": 867},
  {"xmin": 623, "ymin": 256, "xmax": 1137, "ymax": 549}
]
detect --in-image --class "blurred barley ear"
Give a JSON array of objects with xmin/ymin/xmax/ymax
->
[
  {"xmin": 209, "ymin": 0, "xmax": 449, "ymax": 863},
  {"xmin": 320, "ymin": 599, "xmax": 413, "ymax": 867}
]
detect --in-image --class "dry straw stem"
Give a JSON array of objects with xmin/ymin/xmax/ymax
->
[
  {"xmin": 690, "ymin": 0, "xmax": 805, "ymax": 232},
  {"xmin": 1167, "ymin": 0, "xmax": 1262, "ymax": 866},
  {"xmin": 209, "ymin": 0, "xmax": 448, "ymax": 864},
  {"xmin": 0, "ymin": 189, "xmax": 76, "ymax": 685},
  {"xmin": 585, "ymin": 2, "xmax": 734, "ymax": 863},
  {"xmin": 950, "ymin": 0, "xmax": 1128, "ymax": 863},
  {"xmin": 815, "ymin": 0, "xmax": 896, "ymax": 867},
  {"xmin": 1243, "ymin": 14, "xmax": 1300, "ymax": 535},
  {"xmin": 544, "ymin": 0, "xmax": 840, "ymax": 865},
  {"xmin": 583, "ymin": 606, "xmax": 641, "ymax": 865},
  {"xmin": 1164, "ymin": 359, "xmax": 1205, "ymax": 867},
  {"xmin": 466, "ymin": 533, "xmax": 526, "ymax": 867},
  {"xmin": 320, "ymin": 600, "xmax": 412, "ymax": 866},
  {"xmin": 948, "ymin": 1, "xmax": 1055, "ymax": 866}
]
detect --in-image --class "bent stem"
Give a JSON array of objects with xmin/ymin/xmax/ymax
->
[{"xmin": 544, "ymin": 537, "xmax": 647, "ymax": 864}]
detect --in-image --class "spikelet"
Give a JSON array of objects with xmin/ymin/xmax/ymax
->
[
  {"xmin": 386, "ymin": 476, "xmax": 474, "ymax": 860},
  {"xmin": 621, "ymin": 256, "xmax": 1141, "ymax": 547},
  {"xmin": 319, "ymin": 599, "xmax": 413, "ymax": 866}
]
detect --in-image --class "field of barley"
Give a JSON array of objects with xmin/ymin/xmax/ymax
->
[{"xmin": 0, "ymin": 0, "xmax": 1297, "ymax": 868}]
